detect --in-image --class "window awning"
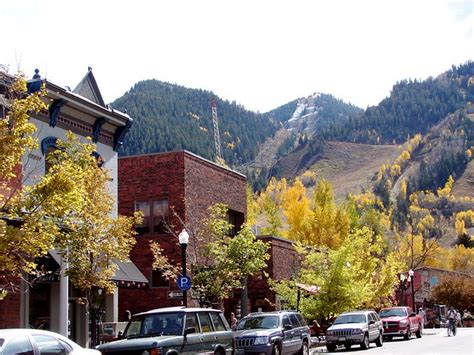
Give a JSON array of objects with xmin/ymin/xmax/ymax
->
[
  {"xmin": 48, "ymin": 250, "xmax": 148, "ymax": 288},
  {"xmin": 296, "ymin": 283, "xmax": 321, "ymax": 295}
]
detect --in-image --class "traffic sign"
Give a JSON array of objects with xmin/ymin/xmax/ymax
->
[
  {"xmin": 177, "ymin": 275, "xmax": 191, "ymax": 290},
  {"xmin": 168, "ymin": 290, "xmax": 183, "ymax": 299}
]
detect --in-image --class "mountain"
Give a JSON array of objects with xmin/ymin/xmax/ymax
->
[
  {"xmin": 271, "ymin": 62, "xmax": 474, "ymax": 185},
  {"xmin": 112, "ymin": 80, "xmax": 279, "ymax": 165}
]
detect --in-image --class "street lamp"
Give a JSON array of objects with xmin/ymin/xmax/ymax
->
[
  {"xmin": 178, "ymin": 229, "xmax": 189, "ymax": 307},
  {"xmin": 409, "ymin": 269, "xmax": 415, "ymax": 312}
]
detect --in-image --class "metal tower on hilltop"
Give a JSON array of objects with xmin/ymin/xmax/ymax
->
[{"xmin": 211, "ymin": 98, "xmax": 223, "ymax": 161}]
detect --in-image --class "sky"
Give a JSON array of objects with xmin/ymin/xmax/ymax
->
[{"xmin": 2, "ymin": 0, "xmax": 473, "ymax": 113}]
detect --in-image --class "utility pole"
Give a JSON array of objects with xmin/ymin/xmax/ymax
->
[{"xmin": 211, "ymin": 98, "xmax": 223, "ymax": 161}]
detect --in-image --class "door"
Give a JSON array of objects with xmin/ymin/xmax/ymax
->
[
  {"xmin": 209, "ymin": 311, "xmax": 233, "ymax": 352},
  {"xmin": 289, "ymin": 313, "xmax": 304, "ymax": 351},
  {"xmin": 197, "ymin": 312, "xmax": 216, "ymax": 353},
  {"xmin": 282, "ymin": 315, "xmax": 298, "ymax": 353},
  {"xmin": 368, "ymin": 313, "xmax": 378, "ymax": 341},
  {"xmin": 182, "ymin": 312, "xmax": 203, "ymax": 354}
]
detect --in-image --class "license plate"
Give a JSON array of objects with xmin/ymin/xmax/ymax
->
[
  {"xmin": 235, "ymin": 350, "xmax": 245, "ymax": 355},
  {"xmin": 338, "ymin": 337, "xmax": 346, "ymax": 342}
]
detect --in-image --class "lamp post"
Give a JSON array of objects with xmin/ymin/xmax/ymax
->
[
  {"xmin": 409, "ymin": 269, "xmax": 415, "ymax": 312},
  {"xmin": 178, "ymin": 229, "xmax": 189, "ymax": 307}
]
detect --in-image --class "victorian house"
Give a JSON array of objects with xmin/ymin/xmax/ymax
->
[{"xmin": 0, "ymin": 68, "xmax": 147, "ymax": 346}]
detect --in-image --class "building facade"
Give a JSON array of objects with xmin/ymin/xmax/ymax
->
[
  {"xmin": 117, "ymin": 151, "xmax": 247, "ymax": 317},
  {"xmin": 0, "ymin": 68, "xmax": 146, "ymax": 346}
]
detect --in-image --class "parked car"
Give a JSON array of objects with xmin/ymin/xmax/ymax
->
[
  {"xmin": 233, "ymin": 310, "xmax": 310, "ymax": 355},
  {"xmin": 379, "ymin": 306, "xmax": 422, "ymax": 340},
  {"xmin": 325, "ymin": 310, "xmax": 383, "ymax": 352},
  {"xmin": 96, "ymin": 306, "xmax": 233, "ymax": 354},
  {"xmin": 0, "ymin": 328, "xmax": 100, "ymax": 354}
]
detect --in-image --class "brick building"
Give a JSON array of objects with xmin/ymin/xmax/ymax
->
[
  {"xmin": 117, "ymin": 151, "xmax": 247, "ymax": 317},
  {"xmin": 247, "ymin": 235, "xmax": 300, "ymax": 313}
]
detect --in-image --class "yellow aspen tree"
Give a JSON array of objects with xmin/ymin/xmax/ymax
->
[{"xmin": 281, "ymin": 179, "xmax": 311, "ymax": 243}]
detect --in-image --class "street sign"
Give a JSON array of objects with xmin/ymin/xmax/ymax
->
[
  {"xmin": 177, "ymin": 275, "xmax": 191, "ymax": 290},
  {"xmin": 168, "ymin": 290, "xmax": 184, "ymax": 299}
]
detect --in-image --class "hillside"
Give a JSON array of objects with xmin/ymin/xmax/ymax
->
[
  {"xmin": 112, "ymin": 80, "xmax": 279, "ymax": 165},
  {"xmin": 271, "ymin": 141, "xmax": 400, "ymax": 200}
]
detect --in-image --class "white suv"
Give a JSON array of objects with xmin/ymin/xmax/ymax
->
[{"xmin": 325, "ymin": 310, "xmax": 383, "ymax": 352}]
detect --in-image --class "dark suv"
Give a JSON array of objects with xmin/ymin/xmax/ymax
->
[
  {"xmin": 96, "ymin": 307, "xmax": 233, "ymax": 354},
  {"xmin": 234, "ymin": 311, "xmax": 310, "ymax": 355}
]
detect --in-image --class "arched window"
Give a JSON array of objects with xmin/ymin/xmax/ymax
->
[{"xmin": 41, "ymin": 136, "xmax": 58, "ymax": 174}]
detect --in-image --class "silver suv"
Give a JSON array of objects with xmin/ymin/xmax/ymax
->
[
  {"xmin": 97, "ymin": 307, "xmax": 233, "ymax": 354},
  {"xmin": 325, "ymin": 310, "xmax": 383, "ymax": 352}
]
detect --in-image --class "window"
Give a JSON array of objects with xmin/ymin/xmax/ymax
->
[
  {"xmin": 3, "ymin": 336, "xmax": 34, "ymax": 355},
  {"xmin": 135, "ymin": 201, "xmax": 151, "ymax": 234},
  {"xmin": 289, "ymin": 313, "xmax": 301, "ymax": 327},
  {"xmin": 151, "ymin": 270, "xmax": 169, "ymax": 288},
  {"xmin": 185, "ymin": 313, "xmax": 199, "ymax": 331},
  {"xmin": 282, "ymin": 315, "xmax": 291, "ymax": 328},
  {"xmin": 296, "ymin": 313, "xmax": 307, "ymax": 326},
  {"xmin": 209, "ymin": 312, "xmax": 226, "ymax": 331},
  {"xmin": 134, "ymin": 199, "xmax": 169, "ymax": 235},
  {"xmin": 197, "ymin": 312, "xmax": 213, "ymax": 333},
  {"xmin": 153, "ymin": 199, "xmax": 169, "ymax": 234},
  {"xmin": 227, "ymin": 210, "xmax": 244, "ymax": 237},
  {"xmin": 32, "ymin": 335, "xmax": 67, "ymax": 354}
]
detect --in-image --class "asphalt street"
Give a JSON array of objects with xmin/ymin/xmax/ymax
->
[{"xmin": 310, "ymin": 328, "xmax": 474, "ymax": 354}]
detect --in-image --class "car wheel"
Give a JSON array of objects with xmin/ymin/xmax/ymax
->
[
  {"xmin": 214, "ymin": 348, "xmax": 225, "ymax": 355},
  {"xmin": 360, "ymin": 334, "xmax": 369, "ymax": 349},
  {"xmin": 375, "ymin": 331, "xmax": 383, "ymax": 347},
  {"xmin": 344, "ymin": 343, "xmax": 351, "ymax": 350},
  {"xmin": 416, "ymin": 325, "xmax": 422, "ymax": 338},
  {"xmin": 298, "ymin": 340, "xmax": 309, "ymax": 355},
  {"xmin": 326, "ymin": 344, "xmax": 337, "ymax": 352},
  {"xmin": 271, "ymin": 344, "xmax": 281, "ymax": 355},
  {"xmin": 404, "ymin": 328, "xmax": 411, "ymax": 340}
]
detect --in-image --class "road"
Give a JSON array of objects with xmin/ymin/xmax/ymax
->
[{"xmin": 310, "ymin": 328, "xmax": 474, "ymax": 354}]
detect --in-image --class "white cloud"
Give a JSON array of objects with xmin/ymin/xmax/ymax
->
[{"xmin": 2, "ymin": 0, "xmax": 473, "ymax": 112}]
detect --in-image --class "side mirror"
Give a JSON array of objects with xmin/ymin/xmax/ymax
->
[
  {"xmin": 368, "ymin": 320, "xmax": 375, "ymax": 325},
  {"xmin": 283, "ymin": 324, "xmax": 292, "ymax": 331},
  {"xmin": 184, "ymin": 326, "xmax": 196, "ymax": 336},
  {"xmin": 117, "ymin": 331, "xmax": 124, "ymax": 339}
]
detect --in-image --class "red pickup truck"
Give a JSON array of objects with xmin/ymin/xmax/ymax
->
[{"xmin": 379, "ymin": 307, "xmax": 422, "ymax": 340}]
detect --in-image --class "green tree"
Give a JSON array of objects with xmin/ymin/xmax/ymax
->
[{"xmin": 271, "ymin": 227, "xmax": 402, "ymax": 320}]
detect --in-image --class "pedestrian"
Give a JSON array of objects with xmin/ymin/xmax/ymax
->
[
  {"xmin": 456, "ymin": 310, "xmax": 462, "ymax": 328},
  {"xmin": 418, "ymin": 307, "xmax": 426, "ymax": 328},
  {"xmin": 230, "ymin": 312, "xmax": 238, "ymax": 330}
]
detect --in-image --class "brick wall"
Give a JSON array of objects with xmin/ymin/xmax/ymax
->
[{"xmin": 0, "ymin": 291, "xmax": 21, "ymax": 328}]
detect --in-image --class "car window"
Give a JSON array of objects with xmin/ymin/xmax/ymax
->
[
  {"xmin": 185, "ymin": 312, "xmax": 199, "ymax": 332},
  {"xmin": 296, "ymin": 313, "xmax": 307, "ymax": 326},
  {"xmin": 236, "ymin": 315, "xmax": 279, "ymax": 330},
  {"xmin": 368, "ymin": 313, "xmax": 374, "ymax": 322},
  {"xmin": 334, "ymin": 314, "xmax": 367, "ymax": 324},
  {"xmin": 282, "ymin": 315, "xmax": 291, "ymax": 327},
  {"xmin": 198, "ymin": 312, "xmax": 213, "ymax": 333},
  {"xmin": 209, "ymin": 312, "xmax": 226, "ymax": 331},
  {"xmin": 379, "ymin": 308, "xmax": 407, "ymax": 318},
  {"xmin": 32, "ymin": 335, "xmax": 68, "ymax": 354},
  {"xmin": 2, "ymin": 336, "xmax": 34, "ymax": 355},
  {"xmin": 289, "ymin": 314, "xmax": 301, "ymax": 327},
  {"xmin": 372, "ymin": 313, "xmax": 380, "ymax": 321}
]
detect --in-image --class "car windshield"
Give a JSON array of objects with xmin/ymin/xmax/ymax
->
[
  {"xmin": 236, "ymin": 315, "xmax": 280, "ymax": 330},
  {"xmin": 334, "ymin": 314, "xmax": 367, "ymax": 324},
  {"xmin": 125, "ymin": 312, "xmax": 184, "ymax": 337},
  {"xmin": 379, "ymin": 308, "xmax": 408, "ymax": 318}
]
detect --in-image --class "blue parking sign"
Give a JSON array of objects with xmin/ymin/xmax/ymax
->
[{"xmin": 177, "ymin": 275, "xmax": 191, "ymax": 290}]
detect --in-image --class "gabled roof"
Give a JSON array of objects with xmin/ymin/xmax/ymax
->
[{"xmin": 73, "ymin": 67, "xmax": 105, "ymax": 107}]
